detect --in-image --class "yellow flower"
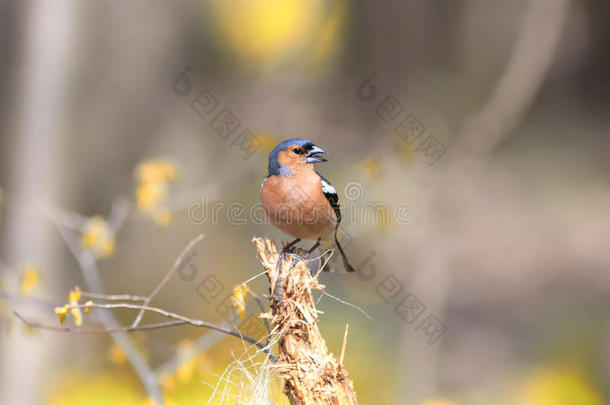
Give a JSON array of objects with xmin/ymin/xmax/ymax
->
[
  {"xmin": 54, "ymin": 305, "xmax": 69, "ymax": 325},
  {"xmin": 84, "ymin": 300, "xmax": 93, "ymax": 315},
  {"xmin": 67, "ymin": 286, "xmax": 81, "ymax": 303},
  {"xmin": 360, "ymin": 156, "xmax": 383, "ymax": 182},
  {"xmin": 108, "ymin": 343, "xmax": 127, "ymax": 365},
  {"xmin": 81, "ymin": 216, "xmax": 116, "ymax": 259},
  {"xmin": 68, "ymin": 286, "xmax": 83, "ymax": 326},
  {"xmin": 19, "ymin": 264, "xmax": 41, "ymax": 295},
  {"xmin": 398, "ymin": 141, "xmax": 417, "ymax": 163},
  {"xmin": 100, "ymin": 238, "xmax": 115, "ymax": 258},
  {"xmin": 135, "ymin": 181, "xmax": 167, "ymax": 212},
  {"xmin": 71, "ymin": 307, "xmax": 83, "ymax": 326},
  {"xmin": 231, "ymin": 284, "xmax": 249, "ymax": 320},
  {"xmin": 135, "ymin": 160, "xmax": 178, "ymax": 185},
  {"xmin": 154, "ymin": 209, "xmax": 173, "ymax": 227},
  {"xmin": 134, "ymin": 159, "xmax": 178, "ymax": 227}
]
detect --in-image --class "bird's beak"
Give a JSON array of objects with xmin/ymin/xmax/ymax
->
[{"xmin": 306, "ymin": 145, "xmax": 328, "ymax": 163}]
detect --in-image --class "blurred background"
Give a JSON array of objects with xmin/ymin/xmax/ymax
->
[{"xmin": 1, "ymin": 0, "xmax": 609, "ymax": 404}]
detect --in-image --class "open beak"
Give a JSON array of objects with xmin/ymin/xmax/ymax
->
[{"xmin": 306, "ymin": 145, "xmax": 328, "ymax": 163}]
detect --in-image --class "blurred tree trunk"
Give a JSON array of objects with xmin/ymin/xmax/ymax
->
[{"xmin": 0, "ymin": 1, "xmax": 75, "ymax": 404}]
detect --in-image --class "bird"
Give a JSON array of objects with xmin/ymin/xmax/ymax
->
[{"xmin": 260, "ymin": 138, "xmax": 355, "ymax": 272}]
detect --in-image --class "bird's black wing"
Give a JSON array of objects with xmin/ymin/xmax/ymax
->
[
  {"xmin": 317, "ymin": 172, "xmax": 341, "ymax": 223},
  {"xmin": 316, "ymin": 172, "xmax": 354, "ymax": 272}
]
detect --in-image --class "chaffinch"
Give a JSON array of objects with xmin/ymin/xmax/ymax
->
[{"xmin": 260, "ymin": 138, "xmax": 355, "ymax": 272}]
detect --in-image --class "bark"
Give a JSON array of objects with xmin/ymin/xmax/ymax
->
[{"xmin": 253, "ymin": 237, "xmax": 358, "ymax": 405}]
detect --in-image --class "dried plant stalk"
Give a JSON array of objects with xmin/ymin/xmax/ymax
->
[{"xmin": 252, "ymin": 237, "xmax": 358, "ymax": 405}]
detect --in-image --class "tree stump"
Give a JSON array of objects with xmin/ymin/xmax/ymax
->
[{"xmin": 253, "ymin": 237, "xmax": 358, "ymax": 405}]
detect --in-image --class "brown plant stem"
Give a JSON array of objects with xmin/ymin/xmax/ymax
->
[{"xmin": 253, "ymin": 237, "xmax": 358, "ymax": 405}]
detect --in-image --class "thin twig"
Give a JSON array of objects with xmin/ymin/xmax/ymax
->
[
  {"xmin": 131, "ymin": 233, "xmax": 205, "ymax": 327},
  {"xmin": 13, "ymin": 309, "xmax": 276, "ymax": 362},
  {"xmin": 80, "ymin": 291, "xmax": 147, "ymax": 302},
  {"xmin": 54, "ymin": 201, "xmax": 166, "ymax": 405},
  {"xmin": 14, "ymin": 311, "xmax": 186, "ymax": 332}
]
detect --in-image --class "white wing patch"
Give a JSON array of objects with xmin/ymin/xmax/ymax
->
[
  {"xmin": 320, "ymin": 178, "xmax": 336, "ymax": 195},
  {"xmin": 260, "ymin": 176, "xmax": 269, "ymax": 190}
]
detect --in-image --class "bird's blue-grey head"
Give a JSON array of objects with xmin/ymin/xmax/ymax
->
[{"xmin": 268, "ymin": 138, "xmax": 328, "ymax": 176}]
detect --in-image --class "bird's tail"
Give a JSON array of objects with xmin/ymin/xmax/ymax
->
[{"xmin": 316, "ymin": 227, "xmax": 355, "ymax": 273}]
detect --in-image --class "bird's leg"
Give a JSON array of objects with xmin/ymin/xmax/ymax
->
[
  {"xmin": 306, "ymin": 238, "xmax": 321, "ymax": 255},
  {"xmin": 304, "ymin": 238, "xmax": 322, "ymax": 276},
  {"xmin": 290, "ymin": 238, "xmax": 321, "ymax": 262},
  {"xmin": 282, "ymin": 238, "xmax": 301, "ymax": 253},
  {"xmin": 283, "ymin": 238, "xmax": 323, "ymax": 279},
  {"xmin": 273, "ymin": 239, "xmax": 300, "ymax": 303},
  {"xmin": 273, "ymin": 238, "xmax": 318, "ymax": 303}
]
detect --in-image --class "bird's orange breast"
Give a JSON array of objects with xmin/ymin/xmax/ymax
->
[{"xmin": 260, "ymin": 171, "xmax": 337, "ymax": 240}]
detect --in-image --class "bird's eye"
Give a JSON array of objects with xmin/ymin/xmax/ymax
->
[{"xmin": 293, "ymin": 148, "xmax": 305, "ymax": 155}]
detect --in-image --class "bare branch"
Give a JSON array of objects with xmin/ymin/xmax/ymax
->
[
  {"xmin": 14, "ymin": 311, "xmax": 186, "ymax": 333},
  {"xmin": 13, "ymin": 307, "xmax": 276, "ymax": 362},
  {"xmin": 80, "ymin": 291, "xmax": 147, "ymax": 302},
  {"xmin": 131, "ymin": 233, "xmax": 205, "ymax": 327},
  {"xmin": 53, "ymin": 201, "xmax": 165, "ymax": 405}
]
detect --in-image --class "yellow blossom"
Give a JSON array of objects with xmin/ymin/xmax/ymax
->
[
  {"xmin": 81, "ymin": 216, "xmax": 115, "ymax": 259},
  {"xmin": 134, "ymin": 159, "xmax": 178, "ymax": 227},
  {"xmin": 135, "ymin": 181, "xmax": 167, "ymax": 212},
  {"xmin": 71, "ymin": 307, "xmax": 82, "ymax": 326},
  {"xmin": 154, "ymin": 209, "xmax": 173, "ymax": 227},
  {"xmin": 19, "ymin": 264, "xmax": 41, "ymax": 295},
  {"xmin": 84, "ymin": 300, "xmax": 93, "ymax": 315},
  {"xmin": 100, "ymin": 237, "xmax": 115, "ymax": 258},
  {"xmin": 54, "ymin": 305, "xmax": 69, "ymax": 325},
  {"xmin": 135, "ymin": 160, "xmax": 178, "ymax": 184},
  {"xmin": 231, "ymin": 284, "xmax": 249, "ymax": 320},
  {"xmin": 68, "ymin": 286, "xmax": 83, "ymax": 326},
  {"xmin": 398, "ymin": 141, "xmax": 416, "ymax": 163},
  {"xmin": 108, "ymin": 343, "xmax": 127, "ymax": 365},
  {"xmin": 67, "ymin": 286, "xmax": 81, "ymax": 302},
  {"xmin": 360, "ymin": 156, "xmax": 383, "ymax": 182}
]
